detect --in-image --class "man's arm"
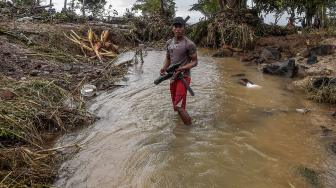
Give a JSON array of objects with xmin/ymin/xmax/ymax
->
[
  {"xmin": 160, "ymin": 54, "xmax": 171, "ymax": 75},
  {"xmin": 177, "ymin": 52, "xmax": 198, "ymax": 71}
]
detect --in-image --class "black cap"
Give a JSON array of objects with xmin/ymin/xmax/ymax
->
[{"xmin": 173, "ymin": 17, "xmax": 185, "ymax": 26}]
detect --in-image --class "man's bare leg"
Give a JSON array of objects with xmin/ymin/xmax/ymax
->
[{"xmin": 177, "ymin": 107, "xmax": 192, "ymax": 125}]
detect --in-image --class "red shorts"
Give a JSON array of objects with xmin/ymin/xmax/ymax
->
[{"xmin": 170, "ymin": 77, "xmax": 191, "ymax": 111}]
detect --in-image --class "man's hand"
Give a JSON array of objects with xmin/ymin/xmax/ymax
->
[
  {"xmin": 160, "ymin": 68, "xmax": 167, "ymax": 75},
  {"xmin": 176, "ymin": 65, "xmax": 187, "ymax": 72},
  {"xmin": 172, "ymin": 70, "xmax": 182, "ymax": 80}
]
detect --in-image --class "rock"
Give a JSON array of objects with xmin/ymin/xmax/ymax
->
[
  {"xmin": 307, "ymin": 55, "xmax": 318, "ymax": 65},
  {"xmin": 309, "ymin": 45, "xmax": 336, "ymax": 56},
  {"xmin": 29, "ymin": 70, "xmax": 39, "ymax": 76},
  {"xmin": 0, "ymin": 89, "xmax": 15, "ymax": 100},
  {"xmin": 212, "ymin": 49, "xmax": 233, "ymax": 57},
  {"xmin": 303, "ymin": 45, "xmax": 336, "ymax": 58},
  {"xmin": 262, "ymin": 59, "xmax": 298, "ymax": 78}
]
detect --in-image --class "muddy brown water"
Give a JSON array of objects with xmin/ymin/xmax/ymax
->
[{"xmin": 56, "ymin": 50, "xmax": 336, "ymax": 188}]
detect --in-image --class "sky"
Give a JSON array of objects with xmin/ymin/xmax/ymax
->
[{"xmin": 40, "ymin": 0, "xmax": 288, "ymax": 25}]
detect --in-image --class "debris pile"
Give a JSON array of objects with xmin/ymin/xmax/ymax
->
[
  {"xmin": 305, "ymin": 77, "xmax": 336, "ymax": 103},
  {"xmin": 0, "ymin": 76, "xmax": 93, "ymax": 186},
  {"xmin": 190, "ymin": 9, "xmax": 261, "ymax": 50},
  {"xmin": 131, "ymin": 16, "xmax": 172, "ymax": 42},
  {"xmin": 64, "ymin": 29, "xmax": 119, "ymax": 62}
]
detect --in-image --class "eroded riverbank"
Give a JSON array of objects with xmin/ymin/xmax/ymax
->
[{"xmin": 55, "ymin": 50, "xmax": 335, "ymax": 188}]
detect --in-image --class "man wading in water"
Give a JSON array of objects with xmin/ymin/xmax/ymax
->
[{"xmin": 160, "ymin": 17, "xmax": 198, "ymax": 125}]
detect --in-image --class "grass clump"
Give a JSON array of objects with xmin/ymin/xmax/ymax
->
[
  {"xmin": 0, "ymin": 75, "xmax": 93, "ymax": 187},
  {"xmin": 305, "ymin": 77, "xmax": 336, "ymax": 104}
]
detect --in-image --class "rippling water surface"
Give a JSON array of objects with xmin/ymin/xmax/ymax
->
[{"xmin": 56, "ymin": 50, "xmax": 335, "ymax": 188}]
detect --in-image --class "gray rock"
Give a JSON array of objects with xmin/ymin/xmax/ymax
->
[
  {"xmin": 307, "ymin": 55, "xmax": 318, "ymax": 65},
  {"xmin": 262, "ymin": 59, "xmax": 298, "ymax": 78},
  {"xmin": 309, "ymin": 45, "xmax": 336, "ymax": 56},
  {"xmin": 29, "ymin": 70, "xmax": 39, "ymax": 76}
]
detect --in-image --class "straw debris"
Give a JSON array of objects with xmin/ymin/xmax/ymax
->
[
  {"xmin": 300, "ymin": 77, "xmax": 336, "ymax": 104},
  {"xmin": 0, "ymin": 75, "xmax": 93, "ymax": 187}
]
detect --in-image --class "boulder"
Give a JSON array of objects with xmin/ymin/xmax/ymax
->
[
  {"xmin": 29, "ymin": 69, "xmax": 39, "ymax": 76},
  {"xmin": 303, "ymin": 45, "xmax": 336, "ymax": 58},
  {"xmin": 307, "ymin": 55, "xmax": 318, "ymax": 65},
  {"xmin": 262, "ymin": 59, "xmax": 298, "ymax": 78}
]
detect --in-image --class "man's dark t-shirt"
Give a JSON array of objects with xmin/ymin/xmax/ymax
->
[{"xmin": 165, "ymin": 36, "xmax": 197, "ymax": 76}]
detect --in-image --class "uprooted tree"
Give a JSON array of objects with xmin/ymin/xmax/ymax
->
[{"xmin": 189, "ymin": 0, "xmax": 261, "ymax": 50}]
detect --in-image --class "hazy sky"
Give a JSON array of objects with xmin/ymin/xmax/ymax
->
[{"xmin": 41, "ymin": 0, "xmax": 288, "ymax": 25}]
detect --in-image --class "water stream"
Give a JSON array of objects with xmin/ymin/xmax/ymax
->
[{"xmin": 56, "ymin": 50, "xmax": 335, "ymax": 188}]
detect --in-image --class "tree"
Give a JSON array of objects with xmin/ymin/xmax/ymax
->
[
  {"xmin": 78, "ymin": 0, "xmax": 107, "ymax": 18},
  {"xmin": 189, "ymin": 0, "xmax": 220, "ymax": 18},
  {"xmin": 254, "ymin": 0, "xmax": 336, "ymax": 27},
  {"xmin": 190, "ymin": 0, "xmax": 249, "ymax": 19},
  {"xmin": 218, "ymin": 0, "xmax": 248, "ymax": 10},
  {"xmin": 63, "ymin": 0, "xmax": 67, "ymax": 11},
  {"xmin": 132, "ymin": 0, "xmax": 175, "ymax": 18}
]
